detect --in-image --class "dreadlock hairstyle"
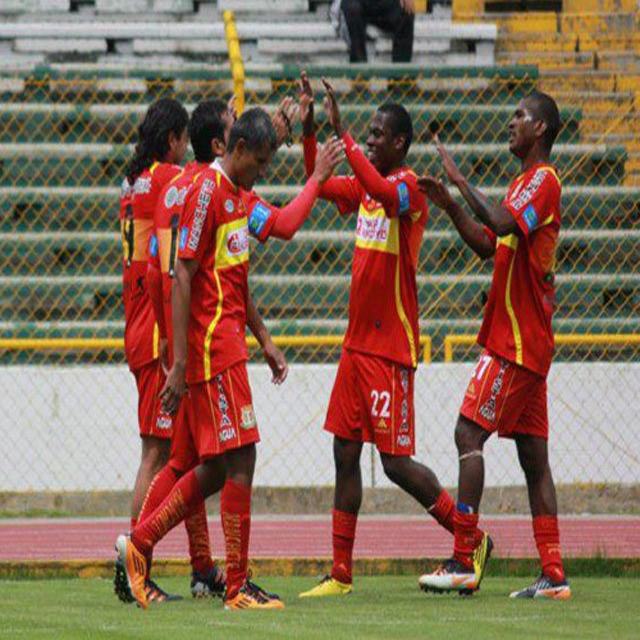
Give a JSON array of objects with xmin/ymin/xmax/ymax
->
[{"xmin": 126, "ymin": 98, "xmax": 189, "ymax": 185}]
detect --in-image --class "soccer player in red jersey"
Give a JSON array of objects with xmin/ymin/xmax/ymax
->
[
  {"xmin": 120, "ymin": 98, "xmax": 188, "ymax": 538},
  {"xmin": 417, "ymin": 92, "xmax": 571, "ymax": 600},
  {"xmin": 298, "ymin": 74, "xmax": 490, "ymax": 598},
  {"xmin": 116, "ymin": 108, "xmax": 343, "ymax": 611}
]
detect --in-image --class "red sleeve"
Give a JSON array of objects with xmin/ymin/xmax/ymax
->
[
  {"xmin": 178, "ymin": 175, "xmax": 217, "ymax": 263},
  {"xmin": 483, "ymin": 225, "xmax": 497, "ymax": 246},
  {"xmin": 146, "ymin": 262, "xmax": 166, "ymax": 338},
  {"xmin": 503, "ymin": 168, "xmax": 560, "ymax": 238},
  {"xmin": 342, "ymin": 132, "xmax": 423, "ymax": 219}
]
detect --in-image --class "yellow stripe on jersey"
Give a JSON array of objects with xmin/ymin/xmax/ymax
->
[
  {"xmin": 497, "ymin": 233, "xmax": 518, "ymax": 250},
  {"xmin": 153, "ymin": 322, "xmax": 159, "ymax": 360},
  {"xmin": 149, "ymin": 161, "xmax": 159, "ymax": 175},
  {"xmin": 157, "ymin": 228, "xmax": 172, "ymax": 274},
  {"xmin": 214, "ymin": 217, "xmax": 250, "ymax": 269},
  {"xmin": 394, "ymin": 257, "xmax": 417, "ymax": 368},
  {"xmin": 204, "ymin": 269, "xmax": 224, "ymax": 381},
  {"xmin": 503, "ymin": 234, "xmax": 523, "ymax": 365},
  {"xmin": 355, "ymin": 205, "xmax": 399, "ymax": 255}
]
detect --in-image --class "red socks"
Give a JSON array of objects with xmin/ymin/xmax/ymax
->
[
  {"xmin": 428, "ymin": 490, "xmax": 456, "ymax": 534},
  {"xmin": 453, "ymin": 505, "xmax": 480, "ymax": 569},
  {"xmin": 131, "ymin": 470, "xmax": 203, "ymax": 556},
  {"xmin": 220, "ymin": 480, "xmax": 252, "ymax": 600},
  {"xmin": 138, "ymin": 465, "xmax": 178, "ymax": 524},
  {"xmin": 331, "ymin": 509, "xmax": 357, "ymax": 584},
  {"xmin": 185, "ymin": 502, "xmax": 214, "ymax": 575},
  {"xmin": 533, "ymin": 515, "xmax": 565, "ymax": 582}
]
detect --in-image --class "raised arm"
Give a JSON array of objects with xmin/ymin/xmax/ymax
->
[
  {"xmin": 418, "ymin": 176, "xmax": 495, "ymax": 260},
  {"xmin": 246, "ymin": 292, "xmax": 288, "ymax": 385},
  {"xmin": 434, "ymin": 135, "xmax": 517, "ymax": 236}
]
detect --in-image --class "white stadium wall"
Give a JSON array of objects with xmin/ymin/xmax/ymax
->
[{"xmin": 1, "ymin": 363, "xmax": 639, "ymax": 491}]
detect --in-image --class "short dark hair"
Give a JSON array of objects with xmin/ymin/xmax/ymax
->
[
  {"xmin": 189, "ymin": 99, "xmax": 227, "ymax": 163},
  {"xmin": 526, "ymin": 91, "xmax": 561, "ymax": 153},
  {"xmin": 377, "ymin": 102, "xmax": 413, "ymax": 155},
  {"xmin": 227, "ymin": 107, "xmax": 277, "ymax": 154}
]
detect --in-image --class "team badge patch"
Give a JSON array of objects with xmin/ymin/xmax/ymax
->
[
  {"xmin": 523, "ymin": 204, "xmax": 539, "ymax": 232},
  {"xmin": 397, "ymin": 182, "xmax": 410, "ymax": 214},
  {"xmin": 224, "ymin": 198, "xmax": 235, "ymax": 214},
  {"xmin": 248, "ymin": 202, "xmax": 272, "ymax": 237},
  {"xmin": 241, "ymin": 405, "xmax": 256, "ymax": 430}
]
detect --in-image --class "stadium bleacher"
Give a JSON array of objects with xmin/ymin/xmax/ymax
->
[{"xmin": 0, "ymin": 0, "xmax": 638, "ymax": 365}]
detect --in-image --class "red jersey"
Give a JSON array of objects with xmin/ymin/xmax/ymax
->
[
  {"xmin": 120, "ymin": 161, "xmax": 181, "ymax": 371},
  {"xmin": 478, "ymin": 163, "xmax": 562, "ymax": 378},
  {"xmin": 178, "ymin": 162, "xmax": 274, "ymax": 384},
  {"xmin": 312, "ymin": 133, "xmax": 428, "ymax": 368},
  {"xmin": 150, "ymin": 161, "xmax": 275, "ymax": 365}
]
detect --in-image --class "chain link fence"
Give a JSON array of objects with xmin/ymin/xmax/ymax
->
[{"xmin": 0, "ymin": 66, "xmax": 638, "ymax": 495}]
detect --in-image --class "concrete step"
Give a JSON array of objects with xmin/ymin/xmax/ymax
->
[
  {"xmin": 538, "ymin": 70, "xmax": 617, "ymax": 93},
  {"xmin": 497, "ymin": 50, "xmax": 595, "ymax": 70}
]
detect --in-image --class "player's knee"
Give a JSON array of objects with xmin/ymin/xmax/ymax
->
[
  {"xmin": 333, "ymin": 438, "xmax": 361, "ymax": 474},
  {"xmin": 454, "ymin": 419, "xmax": 485, "ymax": 455},
  {"xmin": 380, "ymin": 454, "xmax": 407, "ymax": 485}
]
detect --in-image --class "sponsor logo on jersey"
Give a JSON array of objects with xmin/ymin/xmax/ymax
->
[
  {"xmin": 479, "ymin": 359, "xmax": 509, "ymax": 423},
  {"xmin": 164, "ymin": 185, "xmax": 189, "ymax": 209},
  {"xmin": 400, "ymin": 368, "xmax": 409, "ymax": 393},
  {"xmin": 248, "ymin": 202, "xmax": 272, "ymax": 237},
  {"xmin": 219, "ymin": 427, "xmax": 237, "ymax": 443},
  {"xmin": 224, "ymin": 198, "xmax": 235, "ymax": 214},
  {"xmin": 376, "ymin": 418, "xmax": 388, "ymax": 431},
  {"xmin": 226, "ymin": 226, "xmax": 249, "ymax": 256},
  {"xmin": 148, "ymin": 234, "xmax": 158, "ymax": 257},
  {"xmin": 156, "ymin": 414, "xmax": 172, "ymax": 430},
  {"xmin": 187, "ymin": 178, "xmax": 214, "ymax": 251},
  {"xmin": 215, "ymin": 374, "xmax": 233, "ymax": 429},
  {"xmin": 356, "ymin": 213, "xmax": 390, "ymax": 243},
  {"xmin": 133, "ymin": 176, "xmax": 152, "ymax": 195},
  {"xmin": 240, "ymin": 405, "xmax": 256, "ymax": 430},
  {"xmin": 523, "ymin": 204, "xmax": 539, "ymax": 232},
  {"xmin": 397, "ymin": 182, "xmax": 410, "ymax": 214},
  {"xmin": 397, "ymin": 434, "xmax": 411, "ymax": 447},
  {"xmin": 510, "ymin": 169, "xmax": 547, "ymax": 211}
]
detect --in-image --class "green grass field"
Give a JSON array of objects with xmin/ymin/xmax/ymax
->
[{"xmin": 1, "ymin": 576, "xmax": 639, "ymax": 639}]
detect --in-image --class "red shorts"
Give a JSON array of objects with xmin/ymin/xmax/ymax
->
[
  {"xmin": 460, "ymin": 349, "xmax": 549, "ymax": 440},
  {"xmin": 133, "ymin": 361, "xmax": 173, "ymax": 440},
  {"xmin": 168, "ymin": 398, "xmax": 199, "ymax": 473},
  {"xmin": 325, "ymin": 349, "xmax": 415, "ymax": 456},
  {"xmin": 187, "ymin": 361, "xmax": 260, "ymax": 459}
]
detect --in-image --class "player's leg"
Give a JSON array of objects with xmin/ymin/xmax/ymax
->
[
  {"xmin": 509, "ymin": 398, "xmax": 570, "ymax": 600},
  {"xmin": 300, "ymin": 350, "xmax": 362, "ymax": 598},
  {"xmin": 341, "ymin": 0, "xmax": 368, "ymax": 62},
  {"xmin": 130, "ymin": 436, "xmax": 170, "ymax": 528},
  {"xmin": 367, "ymin": 0, "xmax": 414, "ymax": 62}
]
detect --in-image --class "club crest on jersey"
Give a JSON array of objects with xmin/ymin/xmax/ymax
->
[
  {"xmin": 224, "ymin": 198, "xmax": 235, "ymax": 214},
  {"xmin": 240, "ymin": 405, "xmax": 256, "ymax": 430}
]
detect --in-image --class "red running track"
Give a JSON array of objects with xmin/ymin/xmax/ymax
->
[{"xmin": 0, "ymin": 516, "xmax": 638, "ymax": 562}]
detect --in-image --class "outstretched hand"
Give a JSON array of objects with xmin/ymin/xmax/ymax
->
[
  {"xmin": 417, "ymin": 175, "xmax": 456, "ymax": 211},
  {"xmin": 272, "ymin": 96, "xmax": 296, "ymax": 147},
  {"xmin": 299, "ymin": 70, "xmax": 315, "ymax": 136},
  {"xmin": 322, "ymin": 77, "xmax": 342, "ymax": 136},
  {"xmin": 263, "ymin": 341, "xmax": 288, "ymax": 385},
  {"xmin": 312, "ymin": 137, "xmax": 345, "ymax": 183},
  {"xmin": 434, "ymin": 134, "xmax": 464, "ymax": 187}
]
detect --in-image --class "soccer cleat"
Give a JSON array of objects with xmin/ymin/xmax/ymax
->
[
  {"xmin": 418, "ymin": 558, "xmax": 479, "ymax": 594},
  {"xmin": 298, "ymin": 575, "xmax": 353, "ymax": 598},
  {"xmin": 113, "ymin": 556, "xmax": 134, "ymax": 604},
  {"xmin": 145, "ymin": 579, "xmax": 183, "ymax": 603},
  {"xmin": 224, "ymin": 581, "xmax": 285, "ymax": 610},
  {"xmin": 509, "ymin": 574, "xmax": 572, "ymax": 600},
  {"xmin": 473, "ymin": 533, "xmax": 494, "ymax": 590},
  {"xmin": 115, "ymin": 534, "xmax": 148, "ymax": 609},
  {"xmin": 191, "ymin": 564, "xmax": 226, "ymax": 599}
]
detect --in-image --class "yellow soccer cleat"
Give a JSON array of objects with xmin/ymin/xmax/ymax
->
[
  {"xmin": 115, "ymin": 534, "xmax": 148, "ymax": 609},
  {"xmin": 299, "ymin": 575, "xmax": 353, "ymax": 598},
  {"xmin": 473, "ymin": 533, "xmax": 494, "ymax": 590},
  {"xmin": 224, "ymin": 581, "xmax": 285, "ymax": 610}
]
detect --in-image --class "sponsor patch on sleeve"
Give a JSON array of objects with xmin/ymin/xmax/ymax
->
[
  {"xmin": 248, "ymin": 202, "xmax": 273, "ymax": 237},
  {"xmin": 149, "ymin": 234, "xmax": 158, "ymax": 257},
  {"xmin": 523, "ymin": 204, "xmax": 539, "ymax": 232},
  {"xmin": 397, "ymin": 182, "xmax": 410, "ymax": 214},
  {"xmin": 179, "ymin": 225, "xmax": 189, "ymax": 250}
]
